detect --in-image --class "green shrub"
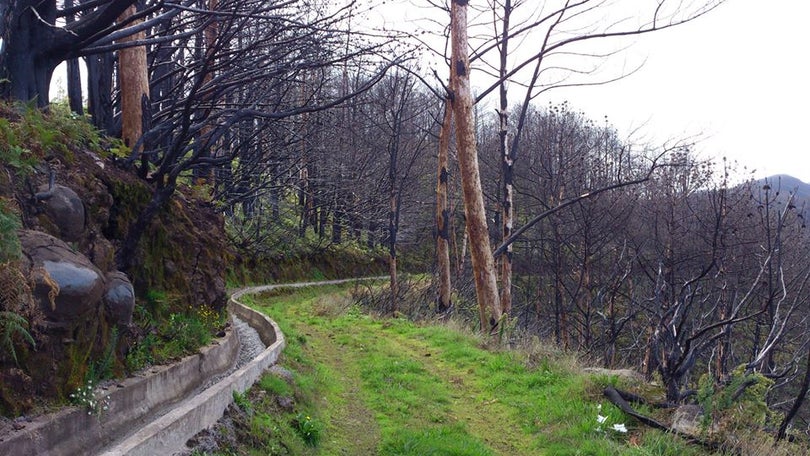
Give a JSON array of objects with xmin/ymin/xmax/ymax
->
[
  {"xmin": 233, "ymin": 390, "xmax": 253, "ymax": 415},
  {"xmin": 125, "ymin": 333, "xmax": 156, "ymax": 372},
  {"xmin": 697, "ymin": 365, "xmax": 775, "ymax": 433}
]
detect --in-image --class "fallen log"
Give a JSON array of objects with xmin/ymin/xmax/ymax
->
[{"xmin": 603, "ymin": 386, "xmax": 725, "ymax": 453}]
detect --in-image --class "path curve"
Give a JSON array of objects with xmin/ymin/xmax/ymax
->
[{"xmin": 101, "ymin": 277, "xmax": 383, "ymax": 455}]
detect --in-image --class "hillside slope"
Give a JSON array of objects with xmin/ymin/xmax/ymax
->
[{"xmin": 0, "ymin": 102, "xmax": 230, "ymax": 416}]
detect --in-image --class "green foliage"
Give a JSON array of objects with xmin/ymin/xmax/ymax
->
[
  {"xmin": 232, "ymin": 390, "xmax": 253, "ymax": 415},
  {"xmin": 0, "ymin": 199, "xmax": 21, "ymax": 262},
  {"xmin": 155, "ymin": 312, "xmax": 212, "ymax": 360},
  {"xmin": 124, "ymin": 333, "xmax": 156, "ymax": 372},
  {"xmin": 0, "ymin": 118, "xmax": 35, "ymax": 176},
  {"xmin": 0, "ymin": 311, "xmax": 35, "ymax": 365},
  {"xmin": 94, "ymin": 327, "xmax": 119, "ymax": 381},
  {"xmin": 125, "ymin": 294, "xmax": 226, "ymax": 372},
  {"xmin": 293, "ymin": 412, "xmax": 321, "ymax": 446},
  {"xmin": 0, "ymin": 248, "xmax": 29, "ymax": 379},
  {"xmin": 697, "ymin": 365, "xmax": 775, "ymax": 432},
  {"xmin": 0, "ymin": 101, "xmax": 103, "ymax": 170}
]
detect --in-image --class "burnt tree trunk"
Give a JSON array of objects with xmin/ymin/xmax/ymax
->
[
  {"xmin": 435, "ymin": 100, "xmax": 453, "ymax": 312},
  {"xmin": 498, "ymin": 0, "xmax": 514, "ymax": 317},
  {"xmin": 64, "ymin": 0, "xmax": 83, "ymax": 114},
  {"xmin": 86, "ymin": 52, "xmax": 117, "ymax": 134},
  {"xmin": 1, "ymin": 0, "xmax": 136, "ymax": 106},
  {"xmin": 117, "ymin": 5, "xmax": 150, "ymax": 154},
  {"xmin": 1, "ymin": 2, "xmax": 61, "ymax": 106}
]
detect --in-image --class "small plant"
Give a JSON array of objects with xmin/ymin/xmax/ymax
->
[
  {"xmin": 294, "ymin": 412, "xmax": 321, "ymax": 446},
  {"xmin": 94, "ymin": 327, "xmax": 119, "ymax": 380},
  {"xmin": 232, "ymin": 390, "xmax": 253, "ymax": 415},
  {"xmin": 259, "ymin": 374, "xmax": 293, "ymax": 397},
  {"xmin": 125, "ymin": 333, "xmax": 156, "ymax": 372},
  {"xmin": 69, "ymin": 379, "xmax": 111, "ymax": 416},
  {"xmin": 696, "ymin": 365, "xmax": 775, "ymax": 433}
]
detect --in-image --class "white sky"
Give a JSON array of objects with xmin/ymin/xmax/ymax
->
[
  {"xmin": 374, "ymin": 0, "xmax": 810, "ymax": 183},
  {"xmin": 558, "ymin": 0, "xmax": 810, "ymax": 183}
]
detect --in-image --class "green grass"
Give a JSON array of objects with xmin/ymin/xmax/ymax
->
[{"xmin": 222, "ymin": 284, "xmax": 711, "ymax": 456}]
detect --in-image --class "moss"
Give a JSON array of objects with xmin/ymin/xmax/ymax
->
[
  {"xmin": 105, "ymin": 180, "xmax": 151, "ymax": 240},
  {"xmin": 235, "ymin": 246, "xmax": 387, "ymax": 284}
]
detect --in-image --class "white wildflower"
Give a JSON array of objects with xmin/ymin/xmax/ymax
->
[{"xmin": 611, "ymin": 423, "xmax": 628, "ymax": 433}]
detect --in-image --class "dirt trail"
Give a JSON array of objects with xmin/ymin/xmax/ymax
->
[{"xmin": 297, "ymin": 321, "xmax": 382, "ymax": 455}]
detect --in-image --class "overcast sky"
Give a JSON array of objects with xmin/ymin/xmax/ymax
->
[{"xmin": 555, "ymin": 0, "xmax": 810, "ymax": 183}]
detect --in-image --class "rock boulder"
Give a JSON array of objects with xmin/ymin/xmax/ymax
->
[
  {"xmin": 35, "ymin": 184, "xmax": 85, "ymax": 242},
  {"xmin": 19, "ymin": 230, "xmax": 105, "ymax": 330},
  {"xmin": 104, "ymin": 270, "xmax": 135, "ymax": 326}
]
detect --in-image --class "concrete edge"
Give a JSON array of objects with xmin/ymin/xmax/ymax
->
[
  {"xmin": 0, "ymin": 320, "xmax": 239, "ymax": 456},
  {"xmin": 98, "ymin": 292, "xmax": 286, "ymax": 456}
]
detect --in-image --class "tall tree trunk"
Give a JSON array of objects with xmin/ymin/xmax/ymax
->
[
  {"xmin": 66, "ymin": 57, "xmax": 83, "ymax": 114},
  {"xmin": 64, "ymin": 0, "xmax": 83, "ymax": 114},
  {"xmin": 298, "ymin": 164, "xmax": 308, "ymax": 235},
  {"xmin": 193, "ymin": 0, "xmax": 219, "ymax": 184},
  {"xmin": 450, "ymin": 0, "xmax": 501, "ymax": 332},
  {"xmin": 1, "ymin": 2, "xmax": 60, "ymax": 106},
  {"xmin": 436, "ymin": 100, "xmax": 453, "ymax": 312},
  {"xmin": 117, "ymin": 6, "xmax": 150, "ymax": 154},
  {"xmin": 497, "ymin": 0, "xmax": 514, "ymax": 318},
  {"xmin": 389, "ymin": 190, "xmax": 399, "ymax": 312},
  {"xmin": 86, "ymin": 52, "xmax": 116, "ymax": 134},
  {"xmin": 388, "ymin": 131, "xmax": 400, "ymax": 312}
]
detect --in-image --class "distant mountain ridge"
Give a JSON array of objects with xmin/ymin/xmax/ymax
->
[{"xmin": 756, "ymin": 174, "xmax": 810, "ymax": 203}]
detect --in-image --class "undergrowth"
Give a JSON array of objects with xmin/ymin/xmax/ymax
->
[{"xmin": 125, "ymin": 290, "xmax": 227, "ymax": 372}]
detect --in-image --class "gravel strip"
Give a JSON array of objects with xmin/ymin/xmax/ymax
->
[{"xmin": 200, "ymin": 316, "xmax": 266, "ymax": 390}]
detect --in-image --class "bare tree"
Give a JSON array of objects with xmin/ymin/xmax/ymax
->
[
  {"xmin": 435, "ymin": 99, "xmax": 454, "ymax": 312},
  {"xmin": 113, "ymin": 0, "xmax": 401, "ymax": 271},
  {"xmin": 450, "ymin": 0, "xmax": 503, "ymax": 331},
  {"xmin": 433, "ymin": 0, "xmax": 724, "ymax": 332}
]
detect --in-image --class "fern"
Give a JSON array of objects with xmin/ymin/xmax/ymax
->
[
  {"xmin": 0, "ymin": 311, "xmax": 35, "ymax": 365},
  {"xmin": 0, "ymin": 199, "xmax": 21, "ymax": 263}
]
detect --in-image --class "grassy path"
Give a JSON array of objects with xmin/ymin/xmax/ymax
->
[{"xmin": 243, "ymin": 284, "xmax": 704, "ymax": 456}]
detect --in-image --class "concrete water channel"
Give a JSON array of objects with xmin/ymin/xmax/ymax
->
[{"xmin": 0, "ymin": 278, "xmax": 380, "ymax": 455}]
